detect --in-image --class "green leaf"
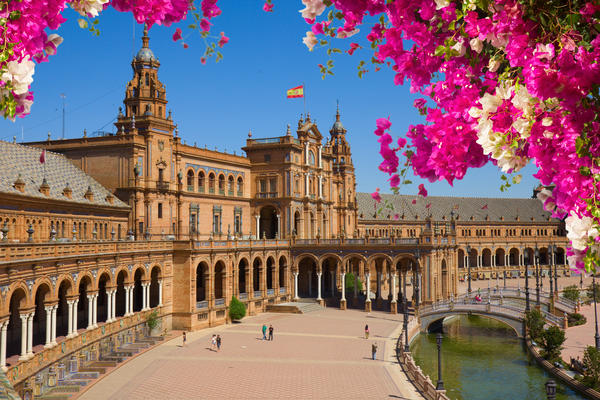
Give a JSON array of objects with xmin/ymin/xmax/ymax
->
[{"xmin": 78, "ymin": 19, "xmax": 88, "ymax": 29}]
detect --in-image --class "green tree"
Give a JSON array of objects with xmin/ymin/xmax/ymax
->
[
  {"xmin": 229, "ymin": 296, "xmax": 246, "ymax": 321},
  {"xmin": 540, "ymin": 326, "xmax": 566, "ymax": 362},
  {"xmin": 525, "ymin": 309, "xmax": 545, "ymax": 342},
  {"xmin": 583, "ymin": 346, "xmax": 600, "ymax": 390},
  {"xmin": 345, "ymin": 273, "xmax": 363, "ymax": 294},
  {"xmin": 587, "ymin": 281, "xmax": 600, "ymax": 302},
  {"xmin": 563, "ymin": 285, "xmax": 580, "ymax": 303}
]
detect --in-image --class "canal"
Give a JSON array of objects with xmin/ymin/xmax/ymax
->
[{"xmin": 410, "ymin": 315, "xmax": 585, "ymax": 400}]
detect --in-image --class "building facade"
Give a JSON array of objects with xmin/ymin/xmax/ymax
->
[{"xmin": 0, "ymin": 28, "xmax": 569, "ymax": 396}]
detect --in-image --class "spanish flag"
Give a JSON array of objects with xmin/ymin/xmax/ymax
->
[{"xmin": 287, "ymin": 85, "xmax": 304, "ymax": 98}]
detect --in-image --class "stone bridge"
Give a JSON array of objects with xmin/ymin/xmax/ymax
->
[{"xmin": 418, "ymin": 296, "xmax": 564, "ymax": 338}]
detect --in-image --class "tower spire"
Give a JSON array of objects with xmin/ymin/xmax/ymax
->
[
  {"xmin": 142, "ymin": 24, "xmax": 150, "ymax": 48},
  {"xmin": 336, "ymin": 100, "xmax": 340, "ymax": 122}
]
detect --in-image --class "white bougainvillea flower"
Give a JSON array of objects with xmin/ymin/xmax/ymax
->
[
  {"xmin": 566, "ymin": 212, "xmax": 599, "ymax": 251},
  {"xmin": 299, "ymin": 0, "xmax": 326, "ymax": 21},
  {"xmin": 302, "ymin": 31, "xmax": 318, "ymax": 51},
  {"xmin": 1, "ymin": 56, "xmax": 35, "ymax": 95},
  {"xmin": 70, "ymin": 0, "xmax": 109, "ymax": 18},
  {"xmin": 45, "ymin": 34, "xmax": 63, "ymax": 56}
]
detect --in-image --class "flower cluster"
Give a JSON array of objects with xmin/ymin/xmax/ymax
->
[{"xmin": 301, "ymin": 0, "xmax": 600, "ymax": 273}]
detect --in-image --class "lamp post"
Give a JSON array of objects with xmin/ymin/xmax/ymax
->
[
  {"xmin": 414, "ymin": 249, "xmax": 421, "ymax": 308},
  {"xmin": 525, "ymin": 250, "xmax": 530, "ymax": 312},
  {"xmin": 594, "ymin": 274, "xmax": 600, "ymax": 350},
  {"xmin": 554, "ymin": 249, "xmax": 558, "ymax": 296},
  {"xmin": 436, "ymin": 333, "xmax": 444, "ymax": 391},
  {"xmin": 545, "ymin": 379, "xmax": 556, "ymax": 400},
  {"xmin": 535, "ymin": 247, "xmax": 541, "ymax": 307},
  {"xmin": 549, "ymin": 245, "xmax": 554, "ymax": 298},
  {"xmin": 403, "ymin": 281, "xmax": 410, "ymax": 352},
  {"xmin": 466, "ymin": 245, "xmax": 472, "ymax": 295}
]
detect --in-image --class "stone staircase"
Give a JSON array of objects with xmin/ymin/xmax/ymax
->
[
  {"xmin": 35, "ymin": 335, "xmax": 165, "ymax": 400},
  {"xmin": 266, "ymin": 299, "xmax": 323, "ymax": 314}
]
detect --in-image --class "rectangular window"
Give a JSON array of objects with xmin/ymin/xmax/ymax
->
[
  {"xmin": 138, "ymin": 221, "xmax": 144, "ymax": 236},
  {"xmin": 158, "ymin": 203, "xmax": 163, "ymax": 218},
  {"xmin": 137, "ymin": 156, "xmax": 144, "ymax": 177},
  {"xmin": 260, "ymin": 179, "xmax": 267, "ymax": 193},
  {"xmin": 234, "ymin": 206, "xmax": 242, "ymax": 235},
  {"xmin": 269, "ymin": 178, "xmax": 277, "ymax": 194},
  {"xmin": 213, "ymin": 205, "xmax": 222, "ymax": 234}
]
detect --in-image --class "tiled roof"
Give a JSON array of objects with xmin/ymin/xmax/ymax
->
[
  {"xmin": 0, "ymin": 141, "xmax": 128, "ymax": 208},
  {"xmin": 356, "ymin": 192, "xmax": 555, "ymax": 223}
]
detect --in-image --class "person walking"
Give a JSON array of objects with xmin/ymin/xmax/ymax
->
[
  {"xmin": 216, "ymin": 335, "xmax": 222, "ymax": 352},
  {"xmin": 268, "ymin": 324, "xmax": 274, "ymax": 341},
  {"xmin": 372, "ymin": 342, "xmax": 378, "ymax": 360},
  {"xmin": 262, "ymin": 324, "xmax": 267, "ymax": 340},
  {"xmin": 182, "ymin": 331, "xmax": 186, "ymax": 347},
  {"xmin": 211, "ymin": 334, "xmax": 217, "ymax": 350},
  {"xmin": 364, "ymin": 324, "xmax": 369, "ymax": 339}
]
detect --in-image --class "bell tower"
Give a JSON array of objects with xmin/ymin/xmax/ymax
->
[{"xmin": 114, "ymin": 25, "xmax": 173, "ymax": 136}]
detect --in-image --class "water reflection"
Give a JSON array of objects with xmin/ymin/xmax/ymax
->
[{"xmin": 410, "ymin": 315, "xmax": 583, "ymax": 400}]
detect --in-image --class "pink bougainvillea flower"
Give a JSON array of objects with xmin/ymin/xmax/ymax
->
[
  {"xmin": 374, "ymin": 117, "xmax": 391, "ymax": 136},
  {"xmin": 183, "ymin": 43, "xmax": 189, "ymax": 49},
  {"xmin": 200, "ymin": 18, "xmax": 212, "ymax": 32},
  {"xmin": 389, "ymin": 174, "xmax": 400, "ymax": 187},
  {"xmin": 412, "ymin": 199, "xmax": 417, "ymax": 205},
  {"xmin": 371, "ymin": 188, "xmax": 382, "ymax": 203},
  {"xmin": 347, "ymin": 43, "xmax": 360, "ymax": 55},
  {"xmin": 218, "ymin": 32, "xmax": 229, "ymax": 47},
  {"xmin": 263, "ymin": 1, "xmax": 274, "ymax": 12},
  {"xmin": 172, "ymin": 28, "xmax": 182, "ymax": 41},
  {"xmin": 393, "ymin": 214, "xmax": 400, "ymax": 220},
  {"xmin": 200, "ymin": 57, "xmax": 207, "ymax": 65},
  {"xmin": 418, "ymin": 184, "xmax": 428, "ymax": 197}
]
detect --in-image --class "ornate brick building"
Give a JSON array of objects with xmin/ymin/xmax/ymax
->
[{"xmin": 0, "ymin": 28, "xmax": 569, "ymax": 397}]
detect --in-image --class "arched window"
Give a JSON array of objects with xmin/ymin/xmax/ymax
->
[
  {"xmin": 228, "ymin": 176, "xmax": 234, "ymax": 194},
  {"xmin": 186, "ymin": 170, "xmax": 194, "ymax": 190},
  {"xmin": 308, "ymin": 150, "xmax": 315, "ymax": 166},
  {"xmin": 208, "ymin": 173, "xmax": 215, "ymax": 193},
  {"xmin": 145, "ymin": 73, "xmax": 149, "ymax": 86},
  {"xmin": 218, "ymin": 174, "xmax": 225, "ymax": 194},
  {"xmin": 237, "ymin": 177, "xmax": 243, "ymax": 196},
  {"xmin": 198, "ymin": 171, "xmax": 205, "ymax": 192}
]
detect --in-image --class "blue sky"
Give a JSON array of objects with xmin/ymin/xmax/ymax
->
[{"xmin": 0, "ymin": 1, "xmax": 540, "ymax": 199}]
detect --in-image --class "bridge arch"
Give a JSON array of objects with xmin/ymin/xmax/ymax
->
[{"xmin": 420, "ymin": 311, "xmax": 522, "ymax": 338}]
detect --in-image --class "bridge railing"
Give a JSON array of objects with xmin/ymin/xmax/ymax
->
[{"xmin": 456, "ymin": 287, "xmax": 576, "ymax": 313}]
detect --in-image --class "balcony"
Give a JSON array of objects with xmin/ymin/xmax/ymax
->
[
  {"xmin": 156, "ymin": 180, "xmax": 169, "ymax": 191},
  {"xmin": 254, "ymin": 290, "xmax": 262, "ymax": 298},
  {"xmin": 215, "ymin": 298, "xmax": 225, "ymax": 307},
  {"xmin": 239, "ymin": 292, "xmax": 248, "ymax": 300},
  {"xmin": 257, "ymin": 192, "xmax": 277, "ymax": 198}
]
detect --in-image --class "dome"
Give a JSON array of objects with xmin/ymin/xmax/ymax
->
[
  {"xmin": 136, "ymin": 47, "xmax": 157, "ymax": 62},
  {"xmin": 332, "ymin": 120, "xmax": 345, "ymax": 133}
]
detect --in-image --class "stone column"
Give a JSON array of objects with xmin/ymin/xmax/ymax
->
[
  {"xmin": 0, "ymin": 320, "xmax": 7, "ymax": 371},
  {"xmin": 66, "ymin": 300, "xmax": 74, "ymax": 337},
  {"xmin": 26, "ymin": 312, "xmax": 34, "ymax": 357},
  {"xmin": 390, "ymin": 272, "xmax": 397, "ymax": 314},
  {"xmin": 92, "ymin": 294, "xmax": 98, "ymax": 328},
  {"xmin": 106, "ymin": 290, "xmax": 113, "ymax": 323},
  {"xmin": 276, "ymin": 214, "xmax": 281, "ymax": 239},
  {"xmin": 318, "ymin": 176, "xmax": 323, "ymax": 199},
  {"xmin": 51, "ymin": 305, "xmax": 57, "ymax": 346},
  {"xmin": 87, "ymin": 295, "xmax": 94, "ymax": 330},
  {"xmin": 317, "ymin": 271, "xmax": 323, "ymax": 303},
  {"xmin": 44, "ymin": 306, "xmax": 52, "ymax": 348},
  {"xmin": 254, "ymin": 215, "xmax": 260, "ymax": 239},
  {"xmin": 72, "ymin": 299, "xmax": 79, "ymax": 336},
  {"xmin": 142, "ymin": 283, "xmax": 147, "ymax": 310},
  {"xmin": 293, "ymin": 272, "xmax": 299, "ymax": 300},
  {"xmin": 305, "ymin": 173, "xmax": 309, "ymax": 196},
  {"xmin": 124, "ymin": 287, "xmax": 130, "ymax": 316},
  {"xmin": 318, "ymin": 145, "xmax": 322, "ymax": 168},
  {"xmin": 18, "ymin": 314, "xmax": 27, "ymax": 360},
  {"xmin": 158, "ymin": 280, "xmax": 163, "ymax": 306},
  {"xmin": 111, "ymin": 290, "xmax": 116, "ymax": 321},
  {"xmin": 340, "ymin": 272, "xmax": 347, "ymax": 310},
  {"xmin": 365, "ymin": 272, "xmax": 372, "ymax": 312},
  {"xmin": 130, "ymin": 286, "xmax": 135, "ymax": 314}
]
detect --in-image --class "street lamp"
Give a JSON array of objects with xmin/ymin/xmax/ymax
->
[
  {"xmin": 414, "ymin": 249, "xmax": 421, "ymax": 308},
  {"xmin": 548, "ymin": 245, "xmax": 554, "ymax": 298},
  {"xmin": 554, "ymin": 247, "xmax": 558, "ymax": 295},
  {"xmin": 594, "ymin": 273, "xmax": 600, "ymax": 350},
  {"xmin": 535, "ymin": 246, "xmax": 541, "ymax": 306},
  {"xmin": 545, "ymin": 379, "xmax": 556, "ymax": 400},
  {"xmin": 525, "ymin": 250, "xmax": 530, "ymax": 312},
  {"xmin": 403, "ymin": 279, "xmax": 410, "ymax": 352},
  {"xmin": 436, "ymin": 333, "xmax": 444, "ymax": 391},
  {"xmin": 466, "ymin": 245, "xmax": 472, "ymax": 295}
]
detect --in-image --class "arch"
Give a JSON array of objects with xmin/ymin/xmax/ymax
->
[
  {"xmin": 298, "ymin": 255, "xmax": 317, "ymax": 297},
  {"xmin": 150, "ymin": 267, "xmax": 160, "ymax": 308},
  {"xmin": 423, "ymin": 313, "xmax": 521, "ymax": 338},
  {"xmin": 495, "ymin": 248, "xmax": 506, "ymax": 266},
  {"xmin": 7, "ymin": 287, "xmax": 28, "ymax": 359},
  {"xmin": 55, "ymin": 279, "xmax": 72, "ymax": 338},
  {"xmin": 238, "ymin": 258, "xmax": 249, "ymax": 295},
  {"xmin": 97, "ymin": 273, "xmax": 111, "ymax": 323},
  {"xmin": 252, "ymin": 257, "xmax": 263, "ymax": 292},
  {"xmin": 539, "ymin": 247, "xmax": 549, "ymax": 265},
  {"xmin": 237, "ymin": 176, "xmax": 244, "ymax": 195},
  {"xmin": 278, "ymin": 255, "xmax": 287, "ymax": 289},
  {"xmin": 186, "ymin": 169, "xmax": 195, "ymax": 189},
  {"xmin": 366, "ymin": 253, "xmax": 393, "ymax": 271},
  {"xmin": 318, "ymin": 253, "xmax": 343, "ymax": 267},
  {"xmin": 481, "ymin": 248, "xmax": 492, "ymax": 267},
  {"xmin": 308, "ymin": 150, "xmax": 315, "ymax": 166},
  {"xmin": 266, "ymin": 257, "xmax": 275, "ymax": 290},
  {"xmin": 78, "ymin": 275, "xmax": 92, "ymax": 330},
  {"xmin": 259, "ymin": 205, "xmax": 278, "ymax": 239},
  {"xmin": 227, "ymin": 175, "xmax": 235, "ymax": 194},
  {"xmin": 441, "ymin": 259, "xmax": 448, "ymax": 299},
  {"xmin": 293, "ymin": 210, "xmax": 300, "ymax": 236},
  {"xmin": 556, "ymin": 247, "xmax": 565, "ymax": 264},
  {"xmin": 196, "ymin": 261, "xmax": 208, "ymax": 302},
  {"xmin": 320, "ymin": 255, "xmax": 340, "ymax": 297},
  {"xmin": 198, "ymin": 170, "xmax": 206, "ymax": 192},
  {"xmin": 509, "ymin": 248, "xmax": 520, "ymax": 266},
  {"xmin": 208, "ymin": 172, "xmax": 216, "ymax": 193},
  {"xmin": 33, "ymin": 283, "xmax": 51, "ymax": 348},
  {"xmin": 133, "ymin": 268, "xmax": 144, "ymax": 312},
  {"xmin": 218, "ymin": 174, "xmax": 225, "ymax": 194},
  {"xmin": 214, "ymin": 260, "xmax": 226, "ymax": 300},
  {"xmin": 75, "ymin": 272, "xmax": 94, "ymax": 293},
  {"xmin": 457, "ymin": 248, "xmax": 465, "ymax": 269},
  {"xmin": 115, "ymin": 270, "xmax": 127, "ymax": 317}
]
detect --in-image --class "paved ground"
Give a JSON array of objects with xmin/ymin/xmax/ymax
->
[{"xmin": 79, "ymin": 308, "xmax": 421, "ymax": 400}]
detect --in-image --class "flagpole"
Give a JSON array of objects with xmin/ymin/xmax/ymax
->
[{"xmin": 303, "ymin": 81, "xmax": 306, "ymax": 117}]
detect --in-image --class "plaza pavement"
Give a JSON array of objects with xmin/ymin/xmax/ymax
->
[{"xmin": 79, "ymin": 308, "xmax": 422, "ymax": 400}]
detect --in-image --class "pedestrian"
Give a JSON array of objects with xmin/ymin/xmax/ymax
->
[
  {"xmin": 182, "ymin": 331, "xmax": 186, "ymax": 347},
  {"xmin": 216, "ymin": 335, "xmax": 222, "ymax": 351},
  {"xmin": 364, "ymin": 324, "xmax": 369, "ymax": 339},
  {"xmin": 268, "ymin": 324, "xmax": 274, "ymax": 341},
  {"xmin": 262, "ymin": 324, "xmax": 267, "ymax": 340},
  {"xmin": 211, "ymin": 334, "xmax": 217, "ymax": 350},
  {"xmin": 372, "ymin": 342, "xmax": 378, "ymax": 360}
]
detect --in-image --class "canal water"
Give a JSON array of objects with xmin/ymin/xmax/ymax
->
[{"xmin": 410, "ymin": 315, "xmax": 585, "ymax": 400}]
